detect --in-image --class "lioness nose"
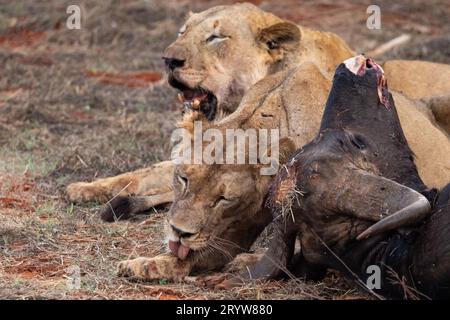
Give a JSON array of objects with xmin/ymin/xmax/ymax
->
[
  {"xmin": 163, "ymin": 57, "xmax": 185, "ymax": 71},
  {"xmin": 170, "ymin": 224, "xmax": 195, "ymax": 238}
]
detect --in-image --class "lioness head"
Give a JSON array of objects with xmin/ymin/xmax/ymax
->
[
  {"xmin": 165, "ymin": 114, "xmax": 295, "ymax": 270},
  {"xmin": 165, "ymin": 162, "xmax": 271, "ymax": 269},
  {"xmin": 163, "ymin": 3, "xmax": 300, "ymax": 121}
]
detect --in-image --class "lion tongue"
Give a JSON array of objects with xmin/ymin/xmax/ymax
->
[
  {"xmin": 168, "ymin": 240, "xmax": 190, "ymax": 260},
  {"xmin": 169, "ymin": 240, "xmax": 180, "ymax": 256},
  {"xmin": 177, "ymin": 244, "xmax": 190, "ymax": 260}
]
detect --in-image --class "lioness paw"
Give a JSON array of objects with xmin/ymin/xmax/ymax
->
[
  {"xmin": 100, "ymin": 196, "xmax": 133, "ymax": 222},
  {"xmin": 224, "ymin": 252, "xmax": 264, "ymax": 273},
  {"xmin": 117, "ymin": 257, "xmax": 152, "ymax": 279},
  {"xmin": 66, "ymin": 182, "xmax": 108, "ymax": 203},
  {"xmin": 117, "ymin": 254, "xmax": 191, "ymax": 281}
]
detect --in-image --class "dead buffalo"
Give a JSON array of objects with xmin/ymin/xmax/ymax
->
[{"xmin": 244, "ymin": 55, "xmax": 450, "ymax": 299}]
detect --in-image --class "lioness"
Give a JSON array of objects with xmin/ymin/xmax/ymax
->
[{"xmin": 66, "ymin": 3, "xmax": 450, "ymax": 208}]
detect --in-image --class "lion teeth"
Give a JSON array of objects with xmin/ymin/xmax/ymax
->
[
  {"xmin": 192, "ymin": 98, "xmax": 201, "ymax": 109},
  {"xmin": 178, "ymin": 93, "xmax": 203, "ymax": 110}
]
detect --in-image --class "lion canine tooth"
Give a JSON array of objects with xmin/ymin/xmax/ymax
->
[
  {"xmin": 192, "ymin": 98, "xmax": 201, "ymax": 109},
  {"xmin": 177, "ymin": 93, "xmax": 184, "ymax": 103}
]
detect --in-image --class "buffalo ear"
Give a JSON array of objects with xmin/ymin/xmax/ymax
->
[
  {"xmin": 257, "ymin": 21, "xmax": 300, "ymax": 59},
  {"xmin": 325, "ymin": 168, "xmax": 431, "ymax": 240}
]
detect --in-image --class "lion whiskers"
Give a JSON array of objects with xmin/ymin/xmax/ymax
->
[{"xmin": 208, "ymin": 239, "xmax": 234, "ymax": 260}]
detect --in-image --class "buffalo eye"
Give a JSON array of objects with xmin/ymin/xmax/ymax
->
[
  {"xmin": 351, "ymin": 136, "xmax": 366, "ymax": 150},
  {"xmin": 176, "ymin": 174, "xmax": 189, "ymax": 193}
]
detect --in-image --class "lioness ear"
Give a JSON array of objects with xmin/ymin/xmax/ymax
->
[
  {"xmin": 257, "ymin": 21, "xmax": 300, "ymax": 59},
  {"xmin": 186, "ymin": 11, "xmax": 194, "ymax": 19}
]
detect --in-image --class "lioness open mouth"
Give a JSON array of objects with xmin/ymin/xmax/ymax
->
[{"xmin": 168, "ymin": 76, "xmax": 218, "ymax": 121}]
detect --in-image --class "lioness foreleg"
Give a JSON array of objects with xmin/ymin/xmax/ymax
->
[
  {"xmin": 66, "ymin": 160, "xmax": 174, "ymax": 203},
  {"xmin": 100, "ymin": 191, "xmax": 174, "ymax": 222}
]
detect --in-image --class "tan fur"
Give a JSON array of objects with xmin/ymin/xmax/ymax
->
[{"xmin": 383, "ymin": 60, "xmax": 450, "ymax": 100}]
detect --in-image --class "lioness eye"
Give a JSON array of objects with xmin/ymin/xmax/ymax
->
[
  {"xmin": 178, "ymin": 25, "xmax": 187, "ymax": 37},
  {"xmin": 212, "ymin": 196, "xmax": 230, "ymax": 207},
  {"xmin": 206, "ymin": 34, "xmax": 228, "ymax": 44},
  {"xmin": 177, "ymin": 174, "xmax": 188, "ymax": 190}
]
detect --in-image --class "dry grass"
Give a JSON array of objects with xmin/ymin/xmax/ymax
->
[{"xmin": 1, "ymin": 0, "xmax": 449, "ymax": 300}]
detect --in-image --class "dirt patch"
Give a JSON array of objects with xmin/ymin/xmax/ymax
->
[
  {"xmin": 86, "ymin": 70, "xmax": 163, "ymax": 88},
  {"xmin": 0, "ymin": 29, "xmax": 45, "ymax": 48},
  {"xmin": 0, "ymin": 173, "xmax": 37, "ymax": 213}
]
